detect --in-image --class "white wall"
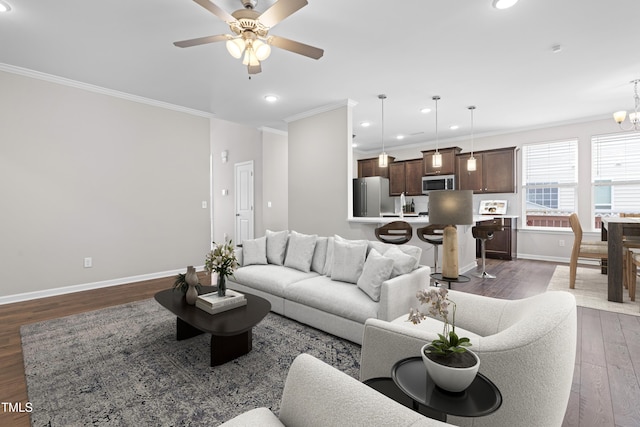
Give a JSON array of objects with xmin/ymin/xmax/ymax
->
[
  {"xmin": 0, "ymin": 70, "xmax": 211, "ymax": 299},
  {"xmin": 210, "ymin": 118, "xmax": 263, "ymax": 245},
  {"xmin": 262, "ymin": 129, "xmax": 288, "ymax": 232}
]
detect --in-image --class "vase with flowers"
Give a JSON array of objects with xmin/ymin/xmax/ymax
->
[
  {"xmin": 408, "ymin": 287, "xmax": 478, "ymax": 392},
  {"xmin": 205, "ymin": 239, "xmax": 239, "ymax": 297}
]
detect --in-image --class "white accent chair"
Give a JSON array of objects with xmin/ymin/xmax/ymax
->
[
  {"xmin": 220, "ymin": 353, "xmax": 451, "ymax": 427},
  {"xmin": 360, "ymin": 290, "xmax": 577, "ymax": 427}
]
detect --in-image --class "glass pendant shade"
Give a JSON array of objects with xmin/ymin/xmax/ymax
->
[
  {"xmin": 242, "ymin": 49, "xmax": 259, "ymax": 66},
  {"xmin": 432, "ymin": 152, "xmax": 442, "ymax": 168},
  {"xmin": 613, "ymin": 110, "xmax": 627, "ymax": 124},
  {"xmin": 630, "ymin": 112, "xmax": 640, "ymax": 124},
  {"xmin": 226, "ymin": 38, "xmax": 245, "ymax": 59},
  {"xmin": 467, "ymin": 156, "xmax": 477, "ymax": 171},
  {"xmin": 253, "ymin": 40, "xmax": 271, "ymax": 61},
  {"xmin": 379, "ymin": 153, "xmax": 389, "ymax": 167}
]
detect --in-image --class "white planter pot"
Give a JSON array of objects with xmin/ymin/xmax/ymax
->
[{"xmin": 421, "ymin": 344, "xmax": 480, "ymax": 393}]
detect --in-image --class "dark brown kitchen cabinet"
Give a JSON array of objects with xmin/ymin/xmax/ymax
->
[
  {"xmin": 475, "ymin": 217, "xmax": 517, "ymax": 260},
  {"xmin": 357, "ymin": 156, "xmax": 395, "ymax": 178},
  {"xmin": 422, "ymin": 146, "xmax": 461, "ymax": 175},
  {"xmin": 389, "ymin": 159, "xmax": 423, "ymax": 196},
  {"xmin": 456, "ymin": 147, "xmax": 516, "ymax": 193}
]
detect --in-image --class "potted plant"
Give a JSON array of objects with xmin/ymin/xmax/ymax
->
[
  {"xmin": 205, "ymin": 239, "xmax": 239, "ymax": 297},
  {"xmin": 174, "ymin": 266, "xmax": 200, "ymax": 305},
  {"xmin": 407, "ymin": 287, "xmax": 479, "ymax": 392}
]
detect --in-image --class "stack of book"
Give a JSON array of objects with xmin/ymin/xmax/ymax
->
[{"xmin": 195, "ymin": 289, "xmax": 247, "ymax": 315}]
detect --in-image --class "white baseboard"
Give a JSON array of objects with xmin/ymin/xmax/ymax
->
[{"xmin": 0, "ymin": 265, "xmax": 206, "ymax": 305}]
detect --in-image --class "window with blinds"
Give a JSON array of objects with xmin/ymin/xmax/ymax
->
[
  {"xmin": 522, "ymin": 139, "xmax": 578, "ymax": 228},
  {"xmin": 592, "ymin": 132, "xmax": 640, "ymax": 225}
]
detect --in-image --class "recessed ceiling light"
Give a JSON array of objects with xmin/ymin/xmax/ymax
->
[
  {"xmin": 360, "ymin": 121, "xmax": 371, "ymax": 127},
  {"xmin": 492, "ymin": 0, "xmax": 518, "ymax": 9},
  {"xmin": 352, "ymin": 143, "xmax": 359, "ymax": 148},
  {"xmin": 0, "ymin": 1, "xmax": 11, "ymax": 12},
  {"xmin": 420, "ymin": 108, "xmax": 432, "ymax": 114},
  {"xmin": 449, "ymin": 125, "xmax": 460, "ymax": 130},
  {"xmin": 396, "ymin": 135, "xmax": 405, "ymax": 140},
  {"xmin": 264, "ymin": 95, "xmax": 278, "ymax": 103}
]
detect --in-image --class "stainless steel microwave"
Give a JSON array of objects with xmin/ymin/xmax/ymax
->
[{"xmin": 422, "ymin": 174, "xmax": 455, "ymax": 194}]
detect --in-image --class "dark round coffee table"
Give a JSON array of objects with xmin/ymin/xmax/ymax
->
[{"xmin": 155, "ymin": 286, "xmax": 270, "ymax": 366}]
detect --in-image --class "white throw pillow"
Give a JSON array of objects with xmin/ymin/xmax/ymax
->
[
  {"xmin": 284, "ymin": 231, "xmax": 318, "ymax": 272},
  {"xmin": 242, "ymin": 236, "xmax": 268, "ymax": 266},
  {"xmin": 331, "ymin": 238, "xmax": 368, "ymax": 284},
  {"xmin": 311, "ymin": 236, "xmax": 328, "ymax": 274},
  {"xmin": 266, "ymin": 229, "xmax": 289, "ymax": 265},
  {"xmin": 323, "ymin": 237, "xmax": 335, "ymax": 276},
  {"xmin": 357, "ymin": 249, "xmax": 394, "ymax": 301},
  {"xmin": 384, "ymin": 246, "xmax": 419, "ymax": 277}
]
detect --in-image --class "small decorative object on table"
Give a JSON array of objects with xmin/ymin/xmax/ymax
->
[
  {"xmin": 205, "ymin": 239, "xmax": 239, "ymax": 297},
  {"xmin": 174, "ymin": 266, "xmax": 201, "ymax": 305},
  {"xmin": 408, "ymin": 287, "xmax": 479, "ymax": 392}
]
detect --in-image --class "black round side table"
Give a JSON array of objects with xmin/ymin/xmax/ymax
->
[
  {"xmin": 430, "ymin": 273, "xmax": 470, "ymax": 289},
  {"xmin": 391, "ymin": 357, "xmax": 502, "ymax": 422}
]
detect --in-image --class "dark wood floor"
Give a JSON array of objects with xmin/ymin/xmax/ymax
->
[{"xmin": 1, "ymin": 260, "xmax": 639, "ymax": 426}]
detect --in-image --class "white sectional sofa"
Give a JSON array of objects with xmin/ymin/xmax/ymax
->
[
  {"xmin": 228, "ymin": 230, "xmax": 430, "ymax": 344},
  {"xmin": 219, "ymin": 353, "xmax": 451, "ymax": 427}
]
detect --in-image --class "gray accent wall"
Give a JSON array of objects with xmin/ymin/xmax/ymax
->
[{"xmin": 1, "ymin": 70, "xmax": 211, "ymax": 299}]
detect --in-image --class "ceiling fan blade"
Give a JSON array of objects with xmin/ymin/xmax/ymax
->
[
  {"xmin": 174, "ymin": 34, "xmax": 229, "ymax": 48},
  {"xmin": 248, "ymin": 63, "xmax": 262, "ymax": 74},
  {"xmin": 268, "ymin": 35, "xmax": 323, "ymax": 59},
  {"xmin": 193, "ymin": 0, "xmax": 236, "ymax": 23},
  {"xmin": 258, "ymin": 0, "xmax": 308, "ymax": 28}
]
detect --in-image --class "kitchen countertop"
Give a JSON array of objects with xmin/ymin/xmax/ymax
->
[{"xmin": 349, "ymin": 214, "xmax": 518, "ymax": 224}]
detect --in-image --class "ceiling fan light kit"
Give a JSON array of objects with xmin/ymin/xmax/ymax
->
[{"xmin": 174, "ymin": 0, "xmax": 324, "ymax": 75}]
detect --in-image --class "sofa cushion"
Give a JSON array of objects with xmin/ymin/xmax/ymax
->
[
  {"xmin": 322, "ymin": 236, "xmax": 335, "ymax": 276},
  {"xmin": 285, "ymin": 276, "xmax": 378, "ymax": 323},
  {"xmin": 384, "ymin": 246, "xmax": 419, "ymax": 278},
  {"xmin": 266, "ymin": 229, "xmax": 289, "ymax": 265},
  {"xmin": 242, "ymin": 236, "xmax": 268, "ymax": 266},
  {"xmin": 357, "ymin": 249, "xmax": 394, "ymax": 302},
  {"xmin": 231, "ymin": 264, "xmax": 318, "ymax": 297},
  {"xmin": 331, "ymin": 238, "xmax": 368, "ymax": 284},
  {"xmin": 311, "ymin": 236, "xmax": 328, "ymax": 274},
  {"xmin": 368, "ymin": 241, "xmax": 422, "ymax": 266},
  {"xmin": 284, "ymin": 231, "xmax": 318, "ymax": 272}
]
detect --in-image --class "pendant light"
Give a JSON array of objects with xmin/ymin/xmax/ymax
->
[
  {"xmin": 432, "ymin": 96, "xmax": 442, "ymax": 168},
  {"xmin": 467, "ymin": 106, "xmax": 477, "ymax": 171},
  {"xmin": 378, "ymin": 94, "xmax": 388, "ymax": 167}
]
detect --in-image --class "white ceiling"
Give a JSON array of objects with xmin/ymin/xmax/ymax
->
[{"xmin": 1, "ymin": 0, "xmax": 639, "ymax": 153}]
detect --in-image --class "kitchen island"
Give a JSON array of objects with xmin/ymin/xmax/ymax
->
[{"xmin": 349, "ymin": 215, "xmax": 518, "ymax": 276}]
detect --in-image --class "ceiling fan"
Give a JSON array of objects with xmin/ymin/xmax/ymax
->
[{"xmin": 174, "ymin": 0, "xmax": 324, "ymax": 75}]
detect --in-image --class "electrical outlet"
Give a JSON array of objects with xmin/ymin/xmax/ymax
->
[
  {"xmin": 84, "ymin": 257, "xmax": 92, "ymax": 268},
  {"xmin": 559, "ymin": 240, "xmax": 565, "ymax": 247}
]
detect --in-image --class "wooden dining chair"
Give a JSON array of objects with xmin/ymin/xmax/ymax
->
[
  {"xmin": 621, "ymin": 213, "xmax": 640, "ymax": 300},
  {"xmin": 569, "ymin": 213, "xmax": 608, "ymax": 289},
  {"xmin": 374, "ymin": 221, "xmax": 413, "ymax": 245}
]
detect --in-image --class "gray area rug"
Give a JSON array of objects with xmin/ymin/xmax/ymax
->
[
  {"xmin": 547, "ymin": 265, "xmax": 640, "ymax": 316},
  {"xmin": 21, "ymin": 298, "xmax": 361, "ymax": 426}
]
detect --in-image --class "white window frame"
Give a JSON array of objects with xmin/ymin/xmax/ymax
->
[{"xmin": 521, "ymin": 138, "xmax": 578, "ymax": 229}]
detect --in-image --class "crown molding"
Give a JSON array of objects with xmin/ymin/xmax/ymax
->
[
  {"xmin": 284, "ymin": 99, "xmax": 358, "ymax": 123},
  {"xmin": 259, "ymin": 126, "xmax": 288, "ymax": 136},
  {"xmin": 0, "ymin": 63, "xmax": 214, "ymax": 118}
]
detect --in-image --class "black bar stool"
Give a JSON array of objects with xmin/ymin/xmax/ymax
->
[
  {"xmin": 375, "ymin": 221, "xmax": 413, "ymax": 245},
  {"xmin": 472, "ymin": 224, "xmax": 504, "ymax": 279},
  {"xmin": 416, "ymin": 224, "xmax": 446, "ymax": 275}
]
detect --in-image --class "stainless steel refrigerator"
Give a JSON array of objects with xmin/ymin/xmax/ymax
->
[{"xmin": 353, "ymin": 177, "xmax": 394, "ymax": 217}]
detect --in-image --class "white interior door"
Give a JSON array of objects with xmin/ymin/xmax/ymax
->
[{"xmin": 235, "ymin": 161, "xmax": 254, "ymax": 244}]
